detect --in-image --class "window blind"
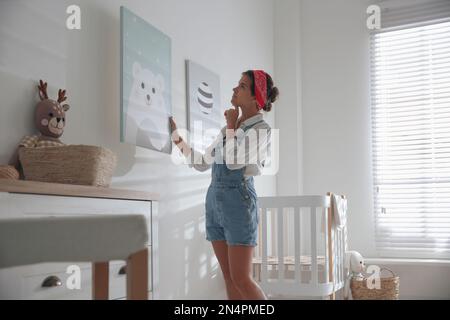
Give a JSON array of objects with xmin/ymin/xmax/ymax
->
[
  {"xmin": 378, "ymin": 0, "xmax": 450, "ymax": 29},
  {"xmin": 370, "ymin": 2, "xmax": 450, "ymax": 259}
]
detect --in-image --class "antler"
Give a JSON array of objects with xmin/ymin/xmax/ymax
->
[
  {"xmin": 38, "ymin": 80, "xmax": 48, "ymax": 101},
  {"xmin": 57, "ymin": 89, "xmax": 67, "ymax": 103}
]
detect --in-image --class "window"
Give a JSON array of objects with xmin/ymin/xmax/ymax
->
[{"xmin": 370, "ymin": 1, "xmax": 450, "ymax": 259}]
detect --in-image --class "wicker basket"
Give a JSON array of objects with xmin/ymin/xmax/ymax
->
[
  {"xmin": 350, "ymin": 267, "xmax": 400, "ymax": 300},
  {"xmin": 18, "ymin": 145, "xmax": 117, "ymax": 187},
  {"xmin": 0, "ymin": 165, "xmax": 20, "ymax": 180}
]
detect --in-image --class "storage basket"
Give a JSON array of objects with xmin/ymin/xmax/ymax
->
[
  {"xmin": 0, "ymin": 165, "xmax": 20, "ymax": 180},
  {"xmin": 18, "ymin": 145, "xmax": 117, "ymax": 187},
  {"xmin": 350, "ymin": 267, "xmax": 400, "ymax": 300}
]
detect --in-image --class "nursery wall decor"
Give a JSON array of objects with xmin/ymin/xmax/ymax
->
[
  {"xmin": 186, "ymin": 60, "xmax": 222, "ymax": 153},
  {"xmin": 120, "ymin": 6, "xmax": 172, "ymax": 154}
]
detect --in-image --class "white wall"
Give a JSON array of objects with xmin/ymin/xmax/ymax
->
[
  {"xmin": 364, "ymin": 259, "xmax": 450, "ymax": 299},
  {"xmin": 274, "ymin": 0, "xmax": 303, "ymax": 196},
  {"xmin": 0, "ymin": 0, "xmax": 276, "ymax": 299},
  {"xmin": 299, "ymin": 0, "xmax": 376, "ymax": 257},
  {"xmin": 291, "ymin": 0, "xmax": 450, "ymax": 299},
  {"xmin": 273, "ymin": 0, "xmax": 376, "ymax": 259}
]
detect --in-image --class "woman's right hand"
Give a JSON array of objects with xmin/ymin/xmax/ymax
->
[
  {"xmin": 169, "ymin": 116, "xmax": 177, "ymax": 133},
  {"xmin": 169, "ymin": 116, "xmax": 182, "ymax": 144},
  {"xmin": 169, "ymin": 116, "xmax": 191, "ymax": 157}
]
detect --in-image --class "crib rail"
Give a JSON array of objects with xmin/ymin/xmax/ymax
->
[
  {"xmin": 257, "ymin": 195, "xmax": 330, "ymax": 208},
  {"xmin": 253, "ymin": 194, "xmax": 347, "ymax": 299}
]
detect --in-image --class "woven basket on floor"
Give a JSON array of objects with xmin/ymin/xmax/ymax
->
[
  {"xmin": 350, "ymin": 267, "xmax": 399, "ymax": 300},
  {"xmin": 18, "ymin": 145, "xmax": 117, "ymax": 187},
  {"xmin": 0, "ymin": 165, "xmax": 20, "ymax": 180}
]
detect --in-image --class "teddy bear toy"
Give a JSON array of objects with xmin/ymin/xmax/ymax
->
[{"xmin": 18, "ymin": 79, "xmax": 70, "ymax": 148}]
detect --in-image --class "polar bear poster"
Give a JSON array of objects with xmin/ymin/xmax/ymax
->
[
  {"xmin": 125, "ymin": 62, "xmax": 170, "ymax": 152},
  {"xmin": 120, "ymin": 6, "xmax": 172, "ymax": 154}
]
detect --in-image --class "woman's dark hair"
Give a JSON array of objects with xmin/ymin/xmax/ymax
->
[{"xmin": 242, "ymin": 70, "xmax": 279, "ymax": 112}]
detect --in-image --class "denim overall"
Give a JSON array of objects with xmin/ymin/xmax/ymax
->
[{"xmin": 204, "ymin": 120, "xmax": 265, "ymax": 246}]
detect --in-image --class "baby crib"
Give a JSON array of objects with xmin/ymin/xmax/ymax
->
[{"xmin": 252, "ymin": 192, "xmax": 348, "ymax": 300}]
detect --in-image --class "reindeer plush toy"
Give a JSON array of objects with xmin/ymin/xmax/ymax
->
[{"xmin": 19, "ymin": 80, "xmax": 70, "ymax": 148}]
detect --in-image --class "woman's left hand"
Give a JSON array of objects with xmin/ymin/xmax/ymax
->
[{"xmin": 224, "ymin": 106, "xmax": 239, "ymax": 129}]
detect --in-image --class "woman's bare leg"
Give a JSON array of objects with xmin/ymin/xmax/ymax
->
[
  {"xmin": 211, "ymin": 240, "xmax": 242, "ymax": 300},
  {"xmin": 228, "ymin": 245, "xmax": 267, "ymax": 300}
]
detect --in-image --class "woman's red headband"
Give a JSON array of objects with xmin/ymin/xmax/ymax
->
[{"xmin": 253, "ymin": 70, "xmax": 267, "ymax": 110}]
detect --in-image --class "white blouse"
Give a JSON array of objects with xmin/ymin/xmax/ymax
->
[{"xmin": 184, "ymin": 113, "xmax": 272, "ymax": 177}]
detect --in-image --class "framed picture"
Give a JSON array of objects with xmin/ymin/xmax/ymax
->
[
  {"xmin": 186, "ymin": 60, "xmax": 222, "ymax": 153},
  {"xmin": 120, "ymin": 6, "xmax": 172, "ymax": 154}
]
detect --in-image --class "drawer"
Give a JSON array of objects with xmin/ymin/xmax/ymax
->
[
  {"xmin": 0, "ymin": 252, "xmax": 152, "ymax": 300},
  {"xmin": 0, "ymin": 262, "xmax": 92, "ymax": 299},
  {"xmin": 22, "ymin": 263, "xmax": 93, "ymax": 300}
]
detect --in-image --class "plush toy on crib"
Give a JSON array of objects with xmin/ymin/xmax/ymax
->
[
  {"xmin": 343, "ymin": 250, "xmax": 365, "ymax": 300},
  {"xmin": 18, "ymin": 80, "xmax": 70, "ymax": 148}
]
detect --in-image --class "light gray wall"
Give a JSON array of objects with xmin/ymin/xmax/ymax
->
[
  {"xmin": 296, "ymin": 0, "xmax": 450, "ymax": 299},
  {"xmin": 274, "ymin": 0, "xmax": 303, "ymax": 196},
  {"xmin": 0, "ymin": 0, "xmax": 276, "ymax": 299},
  {"xmin": 300, "ymin": 0, "xmax": 376, "ymax": 258}
]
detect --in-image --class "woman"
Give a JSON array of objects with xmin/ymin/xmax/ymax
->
[{"xmin": 170, "ymin": 70, "xmax": 279, "ymax": 300}]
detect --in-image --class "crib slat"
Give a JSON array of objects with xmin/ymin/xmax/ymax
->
[
  {"xmin": 327, "ymin": 192, "xmax": 335, "ymax": 300},
  {"xmin": 336, "ymin": 228, "xmax": 340, "ymax": 285},
  {"xmin": 336, "ymin": 229, "xmax": 342, "ymax": 282},
  {"xmin": 334, "ymin": 225, "xmax": 338, "ymax": 287},
  {"xmin": 277, "ymin": 207, "xmax": 283, "ymax": 281},
  {"xmin": 271, "ymin": 209, "xmax": 276, "ymax": 262},
  {"xmin": 340, "ymin": 229, "xmax": 343, "ymax": 284},
  {"xmin": 339, "ymin": 228, "xmax": 343, "ymax": 285},
  {"xmin": 310, "ymin": 207, "xmax": 318, "ymax": 285},
  {"xmin": 294, "ymin": 207, "xmax": 301, "ymax": 283},
  {"xmin": 324, "ymin": 207, "xmax": 329, "ymax": 284},
  {"xmin": 261, "ymin": 207, "xmax": 268, "ymax": 284},
  {"xmin": 257, "ymin": 209, "xmax": 262, "ymax": 259}
]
